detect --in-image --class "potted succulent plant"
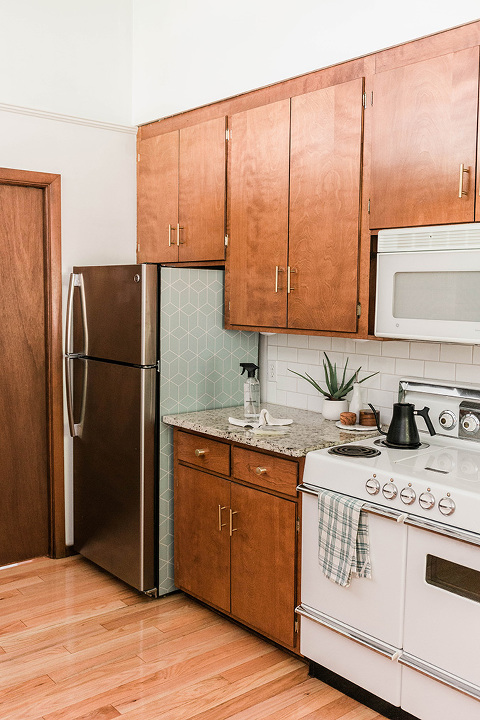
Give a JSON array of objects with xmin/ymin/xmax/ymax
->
[{"xmin": 289, "ymin": 352, "xmax": 378, "ymax": 421}]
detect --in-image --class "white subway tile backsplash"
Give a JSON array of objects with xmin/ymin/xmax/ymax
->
[
  {"xmin": 288, "ymin": 334, "xmax": 309, "ymax": 348},
  {"xmin": 277, "ymin": 375, "xmax": 299, "ymax": 393},
  {"xmin": 273, "ymin": 334, "xmax": 288, "ymax": 347},
  {"xmin": 440, "ymin": 344, "xmax": 473, "ymax": 364},
  {"xmin": 381, "ymin": 341, "xmax": 410, "ymax": 358},
  {"xmin": 368, "ymin": 355, "xmax": 396, "ymax": 374},
  {"xmin": 455, "ymin": 364, "xmax": 480, "ymax": 384},
  {"xmin": 355, "ymin": 340, "xmax": 383, "ymax": 355},
  {"xmin": 423, "ymin": 361, "xmax": 456, "ymax": 381},
  {"xmin": 409, "ymin": 342, "xmax": 440, "ymax": 361},
  {"xmin": 277, "ymin": 347, "xmax": 298, "ymax": 363},
  {"xmin": 307, "ymin": 395, "xmax": 323, "ymax": 413},
  {"xmin": 298, "ymin": 348, "xmax": 321, "ymax": 365},
  {"xmin": 286, "ymin": 391, "xmax": 309, "ymax": 409},
  {"xmin": 380, "ymin": 373, "xmax": 403, "ymax": 393},
  {"xmin": 331, "ymin": 338, "xmax": 357, "ymax": 353},
  {"xmin": 394, "ymin": 358, "xmax": 425, "ymax": 377},
  {"xmin": 473, "ymin": 346, "xmax": 480, "ymax": 365},
  {"xmin": 308, "ymin": 336, "xmax": 332, "ymax": 351},
  {"xmin": 267, "ymin": 345, "xmax": 278, "ymax": 360}
]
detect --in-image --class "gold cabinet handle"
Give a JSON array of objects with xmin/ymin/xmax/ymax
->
[
  {"xmin": 168, "ymin": 224, "xmax": 174, "ymax": 246},
  {"xmin": 218, "ymin": 505, "xmax": 227, "ymax": 532},
  {"xmin": 195, "ymin": 448, "xmax": 207, "ymax": 457},
  {"xmin": 275, "ymin": 266, "xmax": 285, "ymax": 292},
  {"xmin": 229, "ymin": 509, "xmax": 238, "ymax": 536},
  {"xmin": 255, "ymin": 466, "xmax": 268, "ymax": 475},
  {"xmin": 459, "ymin": 163, "xmax": 469, "ymax": 198},
  {"xmin": 287, "ymin": 266, "xmax": 297, "ymax": 293},
  {"xmin": 176, "ymin": 223, "xmax": 184, "ymax": 246}
]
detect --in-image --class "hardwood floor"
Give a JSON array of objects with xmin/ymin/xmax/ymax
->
[{"xmin": 0, "ymin": 556, "xmax": 387, "ymax": 719}]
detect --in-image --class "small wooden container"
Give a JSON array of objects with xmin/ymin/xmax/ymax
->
[
  {"xmin": 359, "ymin": 409, "xmax": 377, "ymax": 426},
  {"xmin": 339, "ymin": 411, "xmax": 357, "ymax": 426}
]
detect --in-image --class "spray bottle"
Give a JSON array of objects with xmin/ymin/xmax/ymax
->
[{"xmin": 240, "ymin": 363, "xmax": 260, "ymax": 419}]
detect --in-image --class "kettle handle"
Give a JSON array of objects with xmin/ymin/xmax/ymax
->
[
  {"xmin": 368, "ymin": 403, "xmax": 386, "ymax": 435},
  {"xmin": 415, "ymin": 406, "xmax": 436, "ymax": 436}
]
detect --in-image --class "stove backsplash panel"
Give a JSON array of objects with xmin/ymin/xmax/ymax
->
[{"xmin": 265, "ymin": 336, "xmax": 480, "ymax": 425}]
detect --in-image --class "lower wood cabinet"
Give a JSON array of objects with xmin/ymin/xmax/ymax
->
[{"xmin": 173, "ymin": 428, "xmax": 300, "ymax": 650}]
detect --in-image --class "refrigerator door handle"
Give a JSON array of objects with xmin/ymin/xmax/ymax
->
[
  {"xmin": 65, "ymin": 272, "xmax": 88, "ymax": 356},
  {"xmin": 65, "ymin": 357, "xmax": 88, "ymax": 438}
]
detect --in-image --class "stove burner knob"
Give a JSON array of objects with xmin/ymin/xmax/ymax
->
[
  {"xmin": 365, "ymin": 477, "xmax": 380, "ymax": 495},
  {"xmin": 438, "ymin": 497, "xmax": 456, "ymax": 516},
  {"xmin": 439, "ymin": 410, "xmax": 456, "ymax": 430},
  {"xmin": 461, "ymin": 413, "xmax": 480, "ymax": 433},
  {"xmin": 382, "ymin": 482, "xmax": 398, "ymax": 500},
  {"xmin": 419, "ymin": 491, "xmax": 435, "ymax": 510},
  {"xmin": 400, "ymin": 487, "xmax": 416, "ymax": 505}
]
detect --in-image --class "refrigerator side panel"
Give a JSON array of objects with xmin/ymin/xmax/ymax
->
[
  {"xmin": 73, "ymin": 358, "xmax": 156, "ymax": 592},
  {"xmin": 72, "ymin": 264, "xmax": 157, "ymax": 365},
  {"xmin": 158, "ymin": 267, "xmax": 258, "ymax": 595}
]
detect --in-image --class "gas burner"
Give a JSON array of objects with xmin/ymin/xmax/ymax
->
[
  {"xmin": 328, "ymin": 445, "xmax": 381, "ymax": 458},
  {"xmin": 374, "ymin": 439, "xmax": 430, "ymax": 450}
]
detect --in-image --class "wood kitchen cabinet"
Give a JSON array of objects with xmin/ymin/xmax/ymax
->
[
  {"xmin": 227, "ymin": 78, "xmax": 364, "ymax": 333},
  {"xmin": 370, "ymin": 47, "xmax": 480, "ymax": 229},
  {"xmin": 173, "ymin": 428, "xmax": 300, "ymax": 650},
  {"xmin": 137, "ymin": 116, "xmax": 226, "ymax": 263}
]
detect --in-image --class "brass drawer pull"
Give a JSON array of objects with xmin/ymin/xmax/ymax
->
[
  {"xmin": 218, "ymin": 505, "xmax": 227, "ymax": 532},
  {"xmin": 459, "ymin": 163, "xmax": 469, "ymax": 198},
  {"xmin": 195, "ymin": 448, "xmax": 207, "ymax": 457},
  {"xmin": 255, "ymin": 466, "xmax": 268, "ymax": 475},
  {"xmin": 168, "ymin": 223, "xmax": 174, "ymax": 246},
  {"xmin": 229, "ymin": 509, "xmax": 238, "ymax": 536},
  {"xmin": 176, "ymin": 223, "xmax": 184, "ymax": 245}
]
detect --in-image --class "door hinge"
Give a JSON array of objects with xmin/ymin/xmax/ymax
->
[
  {"xmin": 137, "ymin": 153, "xmax": 140, "ymax": 162},
  {"xmin": 156, "ymin": 360, "xmax": 161, "ymax": 373},
  {"xmin": 226, "ymin": 129, "xmax": 230, "ymax": 141},
  {"xmin": 371, "ymin": 91, "xmax": 374, "ymax": 106},
  {"xmin": 362, "ymin": 92, "xmax": 367, "ymax": 109},
  {"xmin": 357, "ymin": 302, "xmax": 362, "ymax": 318},
  {"xmin": 368, "ymin": 198, "xmax": 371, "ymax": 214},
  {"xmin": 224, "ymin": 234, "xmax": 229, "ymax": 247},
  {"xmin": 294, "ymin": 618, "xmax": 299, "ymax": 633},
  {"xmin": 296, "ymin": 517, "xmax": 300, "ymax": 533}
]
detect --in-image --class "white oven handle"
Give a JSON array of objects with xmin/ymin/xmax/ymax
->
[
  {"xmin": 399, "ymin": 652, "xmax": 480, "ymax": 701},
  {"xmin": 296, "ymin": 603, "xmax": 401, "ymax": 660},
  {"xmin": 298, "ymin": 483, "xmax": 480, "ymax": 546},
  {"xmin": 297, "ymin": 483, "xmax": 408, "ymax": 522}
]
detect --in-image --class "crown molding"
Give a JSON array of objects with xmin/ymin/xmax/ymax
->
[{"xmin": 0, "ymin": 102, "xmax": 137, "ymax": 134}]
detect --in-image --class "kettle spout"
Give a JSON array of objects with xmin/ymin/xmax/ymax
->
[{"xmin": 368, "ymin": 403, "xmax": 386, "ymax": 435}]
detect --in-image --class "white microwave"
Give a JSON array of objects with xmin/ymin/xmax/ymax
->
[{"xmin": 375, "ymin": 224, "xmax": 480, "ymax": 344}]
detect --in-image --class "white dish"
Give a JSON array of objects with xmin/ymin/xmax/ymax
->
[{"xmin": 335, "ymin": 421, "xmax": 378, "ymax": 432}]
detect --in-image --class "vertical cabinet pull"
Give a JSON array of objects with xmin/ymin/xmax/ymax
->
[
  {"xmin": 287, "ymin": 266, "xmax": 297, "ymax": 293},
  {"xmin": 218, "ymin": 505, "xmax": 227, "ymax": 531},
  {"xmin": 168, "ymin": 223, "xmax": 174, "ymax": 246},
  {"xmin": 229, "ymin": 509, "xmax": 238, "ymax": 536},
  {"xmin": 275, "ymin": 266, "xmax": 285, "ymax": 292},
  {"xmin": 458, "ymin": 163, "xmax": 469, "ymax": 198},
  {"xmin": 176, "ymin": 223, "xmax": 184, "ymax": 245}
]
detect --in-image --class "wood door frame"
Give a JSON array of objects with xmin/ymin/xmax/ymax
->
[{"xmin": 0, "ymin": 167, "xmax": 65, "ymax": 558}]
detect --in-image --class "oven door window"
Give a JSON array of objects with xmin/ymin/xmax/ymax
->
[
  {"xmin": 393, "ymin": 271, "xmax": 480, "ymax": 322},
  {"xmin": 426, "ymin": 554, "xmax": 480, "ymax": 603}
]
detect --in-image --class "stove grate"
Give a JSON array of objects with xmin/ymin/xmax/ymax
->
[{"xmin": 328, "ymin": 445, "xmax": 381, "ymax": 458}]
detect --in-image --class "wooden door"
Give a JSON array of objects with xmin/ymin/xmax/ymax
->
[
  {"xmin": 370, "ymin": 47, "xmax": 480, "ymax": 229},
  {"xmin": 174, "ymin": 465, "xmax": 230, "ymax": 612},
  {"xmin": 230, "ymin": 483, "xmax": 297, "ymax": 647},
  {"xmin": 288, "ymin": 79, "xmax": 363, "ymax": 332},
  {"xmin": 228, "ymin": 100, "xmax": 290, "ymax": 327},
  {"xmin": 137, "ymin": 130, "xmax": 179, "ymax": 262},
  {"xmin": 178, "ymin": 117, "xmax": 226, "ymax": 262},
  {"xmin": 0, "ymin": 185, "xmax": 50, "ymax": 564}
]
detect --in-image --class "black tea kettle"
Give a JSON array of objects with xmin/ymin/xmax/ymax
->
[{"xmin": 368, "ymin": 402, "xmax": 436, "ymax": 449}]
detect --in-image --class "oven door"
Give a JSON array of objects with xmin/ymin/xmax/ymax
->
[
  {"xmin": 299, "ymin": 487, "xmax": 408, "ymax": 646},
  {"xmin": 375, "ymin": 249, "xmax": 480, "ymax": 344},
  {"xmin": 402, "ymin": 524, "xmax": 480, "ymax": 710}
]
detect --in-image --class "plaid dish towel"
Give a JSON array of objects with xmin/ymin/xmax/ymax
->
[{"xmin": 318, "ymin": 489, "xmax": 371, "ymax": 587}]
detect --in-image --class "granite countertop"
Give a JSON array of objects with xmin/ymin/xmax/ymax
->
[{"xmin": 163, "ymin": 403, "xmax": 380, "ymax": 458}]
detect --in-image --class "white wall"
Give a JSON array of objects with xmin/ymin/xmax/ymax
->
[
  {"xmin": 132, "ymin": 0, "xmax": 480, "ymax": 124},
  {"xmin": 0, "ymin": 0, "xmax": 133, "ymax": 125}
]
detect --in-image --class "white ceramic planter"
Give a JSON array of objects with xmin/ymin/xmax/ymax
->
[{"xmin": 322, "ymin": 398, "xmax": 349, "ymax": 421}]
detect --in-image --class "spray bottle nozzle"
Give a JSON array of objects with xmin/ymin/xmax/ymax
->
[{"xmin": 240, "ymin": 363, "xmax": 259, "ymax": 378}]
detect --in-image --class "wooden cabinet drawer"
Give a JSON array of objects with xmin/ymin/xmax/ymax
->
[
  {"xmin": 232, "ymin": 447, "xmax": 298, "ymax": 497},
  {"xmin": 176, "ymin": 431, "xmax": 230, "ymax": 475}
]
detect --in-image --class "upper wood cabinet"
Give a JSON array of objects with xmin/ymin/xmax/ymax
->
[
  {"xmin": 137, "ymin": 116, "xmax": 227, "ymax": 263},
  {"xmin": 370, "ymin": 47, "xmax": 480, "ymax": 229},
  {"xmin": 227, "ymin": 78, "xmax": 364, "ymax": 333}
]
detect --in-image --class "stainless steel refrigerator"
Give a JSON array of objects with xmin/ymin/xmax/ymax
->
[{"xmin": 65, "ymin": 265, "xmax": 258, "ymax": 595}]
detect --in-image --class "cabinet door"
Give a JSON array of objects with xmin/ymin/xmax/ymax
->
[
  {"xmin": 289, "ymin": 79, "xmax": 363, "ymax": 332},
  {"xmin": 174, "ymin": 465, "xmax": 230, "ymax": 612},
  {"xmin": 137, "ymin": 130, "xmax": 179, "ymax": 263},
  {"xmin": 178, "ymin": 117, "xmax": 226, "ymax": 262},
  {"xmin": 230, "ymin": 483, "xmax": 297, "ymax": 647},
  {"xmin": 228, "ymin": 100, "xmax": 290, "ymax": 327},
  {"xmin": 370, "ymin": 47, "xmax": 479, "ymax": 229}
]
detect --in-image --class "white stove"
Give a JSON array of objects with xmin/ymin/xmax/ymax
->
[{"xmin": 297, "ymin": 378, "xmax": 480, "ymax": 720}]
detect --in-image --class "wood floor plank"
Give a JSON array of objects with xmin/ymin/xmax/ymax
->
[{"xmin": 0, "ymin": 556, "xmax": 387, "ymax": 720}]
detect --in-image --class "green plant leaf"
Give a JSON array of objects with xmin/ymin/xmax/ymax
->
[{"xmin": 288, "ymin": 368, "xmax": 329, "ymax": 397}]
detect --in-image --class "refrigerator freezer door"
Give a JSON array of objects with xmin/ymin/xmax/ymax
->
[
  {"xmin": 72, "ymin": 358, "xmax": 156, "ymax": 592},
  {"xmin": 71, "ymin": 264, "xmax": 157, "ymax": 366}
]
